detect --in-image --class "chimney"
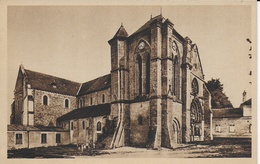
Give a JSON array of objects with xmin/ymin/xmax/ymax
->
[{"xmin": 242, "ymin": 90, "xmax": 247, "ymax": 102}]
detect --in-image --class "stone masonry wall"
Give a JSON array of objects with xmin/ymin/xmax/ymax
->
[
  {"xmin": 34, "ymin": 90, "xmax": 77, "ymax": 126},
  {"xmin": 77, "ymin": 88, "xmax": 110, "ymax": 108},
  {"xmin": 129, "ymin": 101, "xmax": 150, "ymax": 147}
]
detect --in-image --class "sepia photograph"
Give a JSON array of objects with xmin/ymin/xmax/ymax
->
[{"xmin": 1, "ymin": 1, "xmax": 256, "ymax": 162}]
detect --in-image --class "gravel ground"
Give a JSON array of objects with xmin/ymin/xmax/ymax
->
[{"xmin": 8, "ymin": 138, "xmax": 251, "ymax": 158}]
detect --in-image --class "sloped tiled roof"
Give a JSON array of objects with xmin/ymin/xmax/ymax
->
[
  {"xmin": 131, "ymin": 15, "xmax": 165, "ymax": 36},
  {"xmin": 77, "ymin": 74, "xmax": 111, "ymax": 96},
  {"xmin": 57, "ymin": 103, "xmax": 111, "ymax": 122},
  {"xmin": 240, "ymin": 98, "xmax": 252, "ymax": 106},
  {"xmin": 7, "ymin": 124, "xmax": 68, "ymax": 132},
  {"xmin": 212, "ymin": 108, "xmax": 243, "ymax": 118},
  {"xmin": 129, "ymin": 15, "xmax": 184, "ymax": 41},
  {"xmin": 113, "ymin": 25, "xmax": 128, "ymax": 38},
  {"xmin": 24, "ymin": 69, "xmax": 81, "ymax": 96}
]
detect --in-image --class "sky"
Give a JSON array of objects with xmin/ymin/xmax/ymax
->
[{"xmin": 7, "ymin": 5, "xmax": 253, "ymax": 113}]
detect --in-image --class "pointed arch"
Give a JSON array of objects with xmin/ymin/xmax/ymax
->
[
  {"xmin": 134, "ymin": 39, "xmax": 151, "ymax": 97},
  {"xmin": 172, "ymin": 118, "xmax": 181, "ymax": 144},
  {"xmin": 134, "ymin": 39, "xmax": 151, "ymax": 53},
  {"xmin": 190, "ymin": 99, "xmax": 203, "ymax": 123}
]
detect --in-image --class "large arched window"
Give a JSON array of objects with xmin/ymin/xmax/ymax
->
[
  {"xmin": 137, "ymin": 54, "xmax": 142, "ymax": 95},
  {"xmin": 97, "ymin": 121, "xmax": 101, "ymax": 131},
  {"xmin": 43, "ymin": 95, "xmax": 48, "ymax": 106},
  {"xmin": 135, "ymin": 41, "xmax": 151, "ymax": 96},
  {"xmin": 146, "ymin": 55, "xmax": 150, "ymax": 94},
  {"xmin": 64, "ymin": 99, "xmax": 69, "ymax": 108},
  {"xmin": 172, "ymin": 41, "xmax": 181, "ymax": 100}
]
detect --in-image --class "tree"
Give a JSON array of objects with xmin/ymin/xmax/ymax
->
[{"xmin": 205, "ymin": 78, "xmax": 233, "ymax": 109}]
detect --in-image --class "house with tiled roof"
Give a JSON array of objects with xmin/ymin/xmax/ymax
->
[
  {"xmin": 8, "ymin": 14, "xmax": 213, "ymax": 150},
  {"xmin": 212, "ymin": 91, "xmax": 252, "ymax": 138}
]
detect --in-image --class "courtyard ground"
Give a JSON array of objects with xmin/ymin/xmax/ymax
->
[{"xmin": 8, "ymin": 138, "xmax": 251, "ymax": 158}]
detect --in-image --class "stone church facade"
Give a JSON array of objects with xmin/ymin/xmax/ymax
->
[{"xmin": 9, "ymin": 15, "xmax": 212, "ymax": 150}]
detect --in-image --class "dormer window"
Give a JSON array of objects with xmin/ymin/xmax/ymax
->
[{"xmin": 50, "ymin": 81, "xmax": 57, "ymax": 88}]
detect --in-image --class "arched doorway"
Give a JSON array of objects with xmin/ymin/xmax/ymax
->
[
  {"xmin": 190, "ymin": 99, "xmax": 203, "ymax": 141},
  {"xmin": 172, "ymin": 119, "xmax": 180, "ymax": 144}
]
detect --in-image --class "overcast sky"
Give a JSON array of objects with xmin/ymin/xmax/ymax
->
[{"xmin": 7, "ymin": 5, "xmax": 253, "ymax": 110}]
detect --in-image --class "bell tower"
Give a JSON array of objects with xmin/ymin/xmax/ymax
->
[{"xmin": 108, "ymin": 24, "xmax": 130, "ymax": 148}]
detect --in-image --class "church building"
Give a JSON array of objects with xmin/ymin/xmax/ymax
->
[{"xmin": 8, "ymin": 14, "xmax": 213, "ymax": 150}]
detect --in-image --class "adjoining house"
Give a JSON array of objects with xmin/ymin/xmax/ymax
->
[
  {"xmin": 212, "ymin": 92, "xmax": 252, "ymax": 138},
  {"xmin": 8, "ymin": 14, "xmax": 213, "ymax": 150},
  {"xmin": 8, "ymin": 124, "xmax": 69, "ymax": 150}
]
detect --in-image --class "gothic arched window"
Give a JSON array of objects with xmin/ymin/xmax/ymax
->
[{"xmin": 190, "ymin": 100, "xmax": 202, "ymax": 123}]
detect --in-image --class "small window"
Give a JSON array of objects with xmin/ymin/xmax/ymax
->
[
  {"xmin": 56, "ymin": 134, "xmax": 61, "ymax": 143},
  {"xmin": 138, "ymin": 116, "xmax": 143, "ymax": 125},
  {"xmin": 79, "ymin": 99, "xmax": 83, "ymax": 108},
  {"xmin": 249, "ymin": 124, "xmax": 252, "ymax": 133},
  {"xmin": 194, "ymin": 126, "xmax": 201, "ymax": 136},
  {"xmin": 102, "ymin": 94, "xmax": 105, "ymax": 103},
  {"xmin": 41, "ymin": 134, "xmax": 47, "ymax": 144},
  {"xmin": 16, "ymin": 133, "xmax": 22, "ymax": 144},
  {"xmin": 229, "ymin": 125, "xmax": 235, "ymax": 133},
  {"xmin": 71, "ymin": 122, "xmax": 74, "ymax": 130},
  {"xmin": 65, "ymin": 99, "xmax": 69, "ymax": 108},
  {"xmin": 86, "ymin": 120, "xmax": 89, "ymax": 128},
  {"xmin": 90, "ymin": 97, "xmax": 93, "ymax": 105},
  {"xmin": 43, "ymin": 95, "xmax": 48, "ymax": 105},
  {"xmin": 215, "ymin": 125, "xmax": 221, "ymax": 133},
  {"xmin": 82, "ymin": 121, "xmax": 85, "ymax": 129},
  {"xmin": 97, "ymin": 121, "xmax": 101, "ymax": 131}
]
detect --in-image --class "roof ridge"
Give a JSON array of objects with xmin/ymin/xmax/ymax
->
[{"xmin": 25, "ymin": 69, "xmax": 81, "ymax": 84}]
